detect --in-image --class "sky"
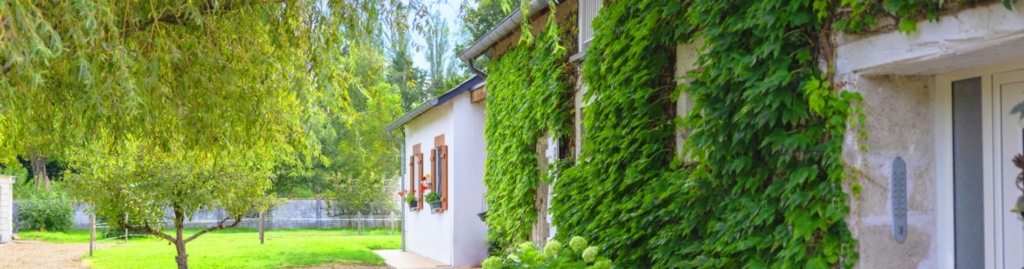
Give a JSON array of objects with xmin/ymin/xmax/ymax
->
[{"xmin": 409, "ymin": 0, "xmax": 469, "ymax": 70}]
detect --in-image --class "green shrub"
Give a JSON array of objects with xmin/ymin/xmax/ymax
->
[
  {"xmin": 17, "ymin": 191, "xmax": 74, "ymax": 232},
  {"xmin": 482, "ymin": 236, "xmax": 612, "ymax": 269}
]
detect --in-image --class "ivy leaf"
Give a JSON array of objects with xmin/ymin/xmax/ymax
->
[
  {"xmin": 804, "ymin": 76, "xmax": 829, "ymax": 117},
  {"xmin": 791, "ymin": 12, "xmax": 811, "ymax": 26},
  {"xmin": 898, "ymin": 19, "xmax": 917, "ymax": 34},
  {"xmin": 805, "ymin": 258, "xmax": 830, "ymax": 269}
]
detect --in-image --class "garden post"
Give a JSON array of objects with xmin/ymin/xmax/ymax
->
[
  {"xmin": 259, "ymin": 211, "xmax": 265, "ymax": 244},
  {"xmin": 89, "ymin": 215, "xmax": 95, "ymax": 256}
]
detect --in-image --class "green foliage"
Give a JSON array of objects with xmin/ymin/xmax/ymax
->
[
  {"xmin": 17, "ymin": 190, "xmax": 74, "ymax": 232},
  {"xmin": 389, "ymin": 26, "xmax": 430, "ymax": 112},
  {"xmin": 553, "ymin": 0, "xmax": 863, "ymax": 268},
  {"xmin": 486, "ymin": 0, "xmax": 1020, "ymax": 268},
  {"xmin": 483, "ymin": 237, "xmax": 612, "ymax": 269},
  {"xmin": 483, "ymin": 10, "xmax": 573, "ymax": 248},
  {"xmin": 458, "ymin": 0, "xmax": 515, "ymax": 68},
  {"xmin": 13, "ymin": 180, "xmax": 66, "ymax": 201},
  {"xmin": 273, "ymin": 43, "xmax": 404, "ymax": 213},
  {"xmin": 425, "ymin": 191, "xmax": 441, "ymax": 203},
  {"xmin": 550, "ymin": 0, "xmax": 687, "ymax": 266}
]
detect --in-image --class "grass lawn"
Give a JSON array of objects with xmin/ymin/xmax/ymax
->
[
  {"xmin": 18, "ymin": 228, "xmax": 396, "ymax": 243},
  {"xmin": 19, "ymin": 229, "xmax": 400, "ymax": 269}
]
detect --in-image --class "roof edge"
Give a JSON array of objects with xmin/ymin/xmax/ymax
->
[
  {"xmin": 384, "ymin": 76, "xmax": 485, "ymax": 132},
  {"xmin": 457, "ymin": 0, "xmax": 559, "ymax": 62}
]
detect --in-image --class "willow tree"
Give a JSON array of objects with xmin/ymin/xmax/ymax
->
[{"xmin": 0, "ymin": 0, "xmax": 419, "ymax": 268}]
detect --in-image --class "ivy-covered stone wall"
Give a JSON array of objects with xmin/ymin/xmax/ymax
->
[{"xmin": 481, "ymin": 0, "xmax": 1019, "ymax": 268}]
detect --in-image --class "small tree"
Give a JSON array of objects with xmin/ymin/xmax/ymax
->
[{"xmin": 66, "ymin": 140, "xmax": 279, "ymax": 269}]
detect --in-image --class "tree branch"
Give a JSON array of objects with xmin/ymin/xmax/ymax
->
[
  {"xmin": 119, "ymin": 219, "xmax": 176, "ymax": 243},
  {"xmin": 183, "ymin": 214, "xmax": 243, "ymax": 243}
]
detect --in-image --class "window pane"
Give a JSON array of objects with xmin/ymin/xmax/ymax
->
[
  {"xmin": 952, "ymin": 77, "xmax": 984, "ymax": 268},
  {"xmin": 436, "ymin": 147, "xmax": 443, "ymax": 196}
]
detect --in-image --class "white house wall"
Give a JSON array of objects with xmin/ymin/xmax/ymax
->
[
  {"xmin": 450, "ymin": 92, "xmax": 490, "ymax": 267},
  {"xmin": 403, "ymin": 101, "xmax": 455, "ymax": 265}
]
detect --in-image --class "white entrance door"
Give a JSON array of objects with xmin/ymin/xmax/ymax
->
[{"xmin": 995, "ymin": 69, "xmax": 1024, "ymax": 269}]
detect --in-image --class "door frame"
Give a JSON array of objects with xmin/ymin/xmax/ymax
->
[{"xmin": 935, "ymin": 59, "xmax": 1024, "ymax": 269}]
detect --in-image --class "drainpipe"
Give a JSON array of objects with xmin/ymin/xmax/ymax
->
[
  {"xmin": 466, "ymin": 59, "xmax": 487, "ymax": 79},
  {"xmin": 387, "ymin": 129, "xmax": 406, "ymax": 251},
  {"xmin": 457, "ymin": 0, "xmax": 558, "ymax": 76}
]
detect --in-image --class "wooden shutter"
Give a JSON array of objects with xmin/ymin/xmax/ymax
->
[
  {"xmin": 416, "ymin": 153, "xmax": 424, "ymax": 210},
  {"xmin": 441, "ymin": 145, "xmax": 449, "ymax": 211},
  {"xmin": 405, "ymin": 155, "xmax": 409, "ymax": 209}
]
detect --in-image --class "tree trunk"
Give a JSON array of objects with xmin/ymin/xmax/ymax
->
[
  {"xmin": 30, "ymin": 154, "xmax": 49, "ymax": 190},
  {"xmin": 174, "ymin": 238, "xmax": 188, "ymax": 269},
  {"xmin": 173, "ymin": 205, "xmax": 188, "ymax": 269}
]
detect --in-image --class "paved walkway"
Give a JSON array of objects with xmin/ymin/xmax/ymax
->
[{"xmin": 373, "ymin": 250, "xmax": 460, "ymax": 269}]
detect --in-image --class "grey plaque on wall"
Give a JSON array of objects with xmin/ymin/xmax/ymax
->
[{"xmin": 891, "ymin": 157, "xmax": 907, "ymax": 243}]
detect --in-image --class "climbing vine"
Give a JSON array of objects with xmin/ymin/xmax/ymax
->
[
  {"xmin": 482, "ymin": 8, "xmax": 573, "ymax": 248},
  {"xmin": 549, "ymin": 0, "xmax": 686, "ymax": 266},
  {"xmin": 554, "ymin": 0, "xmax": 865, "ymax": 267},
  {"xmin": 484, "ymin": 0, "xmax": 1017, "ymax": 268}
]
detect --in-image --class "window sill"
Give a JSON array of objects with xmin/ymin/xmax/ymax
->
[{"xmin": 570, "ymin": 49, "xmax": 586, "ymax": 63}]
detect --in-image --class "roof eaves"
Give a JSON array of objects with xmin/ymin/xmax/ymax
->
[{"xmin": 384, "ymin": 76, "xmax": 485, "ymax": 132}]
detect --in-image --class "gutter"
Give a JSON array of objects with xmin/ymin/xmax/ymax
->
[{"xmin": 457, "ymin": 0, "xmax": 562, "ymax": 77}]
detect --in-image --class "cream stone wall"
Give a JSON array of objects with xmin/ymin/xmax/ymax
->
[{"xmin": 838, "ymin": 75, "xmax": 937, "ymax": 268}]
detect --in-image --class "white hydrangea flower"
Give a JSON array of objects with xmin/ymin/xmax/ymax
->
[
  {"xmin": 582, "ymin": 246, "xmax": 599, "ymax": 263},
  {"xmin": 569, "ymin": 236, "xmax": 588, "ymax": 251},
  {"xmin": 544, "ymin": 240, "xmax": 563, "ymax": 255}
]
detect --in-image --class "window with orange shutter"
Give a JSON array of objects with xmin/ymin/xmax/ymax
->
[
  {"xmin": 416, "ymin": 153, "xmax": 424, "ymax": 210},
  {"xmin": 432, "ymin": 134, "xmax": 448, "ymax": 213},
  {"xmin": 440, "ymin": 145, "xmax": 448, "ymax": 211}
]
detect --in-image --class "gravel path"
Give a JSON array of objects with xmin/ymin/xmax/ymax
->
[{"xmin": 0, "ymin": 240, "xmax": 113, "ymax": 269}]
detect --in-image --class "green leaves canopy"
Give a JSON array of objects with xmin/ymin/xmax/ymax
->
[
  {"xmin": 0, "ymin": 0, "xmax": 418, "ymax": 238},
  {"xmin": 0, "ymin": 0, "xmax": 413, "ymax": 159}
]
